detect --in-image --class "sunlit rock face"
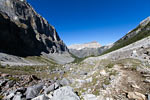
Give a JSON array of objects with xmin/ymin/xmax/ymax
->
[
  {"xmin": 68, "ymin": 41, "xmax": 113, "ymax": 58},
  {"xmin": 140, "ymin": 16, "xmax": 150, "ymax": 26},
  {"xmin": 68, "ymin": 41, "xmax": 101, "ymax": 50},
  {"xmin": 0, "ymin": 0, "xmax": 68, "ymax": 56}
]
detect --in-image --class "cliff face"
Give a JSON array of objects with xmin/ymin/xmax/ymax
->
[{"xmin": 0, "ymin": 0, "xmax": 68, "ymax": 57}]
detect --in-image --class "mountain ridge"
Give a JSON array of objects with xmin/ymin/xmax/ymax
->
[
  {"xmin": 68, "ymin": 41, "xmax": 101, "ymax": 50},
  {"xmin": 102, "ymin": 16, "xmax": 150, "ymax": 55},
  {"xmin": 0, "ymin": 0, "xmax": 68, "ymax": 56},
  {"xmin": 0, "ymin": 0, "xmax": 74, "ymax": 65},
  {"xmin": 68, "ymin": 42, "xmax": 112, "ymax": 58}
]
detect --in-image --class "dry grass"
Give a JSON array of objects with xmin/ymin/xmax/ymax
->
[{"xmin": 0, "ymin": 62, "xmax": 61, "ymax": 78}]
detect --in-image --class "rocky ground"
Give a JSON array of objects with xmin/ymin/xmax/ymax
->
[
  {"xmin": 64, "ymin": 58, "xmax": 150, "ymax": 100},
  {"xmin": 0, "ymin": 36, "xmax": 150, "ymax": 100},
  {"xmin": 0, "ymin": 64, "xmax": 80, "ymax": 100},
  {"xmin": 1, "ymin": 58, "xmax": 150, "ymax": 100}
]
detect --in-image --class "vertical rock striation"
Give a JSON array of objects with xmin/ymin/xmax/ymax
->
[{"xmin": 0, "ymin": 0, "xmax": 68, "ymax": 57}]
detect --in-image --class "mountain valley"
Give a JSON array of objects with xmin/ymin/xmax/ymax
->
[{"xmin": 0, "ymin": 0, "xmax": 150, "ymax": 100}]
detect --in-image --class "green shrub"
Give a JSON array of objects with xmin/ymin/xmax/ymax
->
[
  {"xmin": 71, "ymin": 53, "xmax": 95, "ymax": 63},
  {"xmin": 103, "ymin": 78, "xmax": 110, "ymax": 85},
  {"xmin": 7, "ymin": 77, "xmax": 20, "ymax": 82},
  {"xmin": 106, "ymin": 63, "xmax": 114, "ymax": 68},
  {"xmin": 0, "ymin": 95, "xmax": 3, "ymax": 100}
]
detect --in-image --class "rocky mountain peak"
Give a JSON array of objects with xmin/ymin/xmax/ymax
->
[
  {"xmin": 68, "ymin": 41, "xmax": 101, "ymax": 50},
  {"xmin": 140, "ymin": 16, "xmax": 150, "ymax": 26}
]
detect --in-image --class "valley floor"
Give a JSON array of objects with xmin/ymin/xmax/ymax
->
[{"xmin": 0, "ymin": 36, "xmax": 150, "ymax": 100}]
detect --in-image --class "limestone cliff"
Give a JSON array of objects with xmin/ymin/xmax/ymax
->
[{"xmin": 0, "ymin": 0, "xmax": 68, "ymax": 57}]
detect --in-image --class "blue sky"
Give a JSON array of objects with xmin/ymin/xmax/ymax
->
[{"xmin": 28, "ymin": 0, "xmax": 150, "ymax": 46}]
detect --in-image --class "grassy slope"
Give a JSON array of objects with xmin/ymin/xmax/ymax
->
[
  {"xmin": 0, "ymin": 56, "xmax": 61, "ymax": 78},
  {"xmin": 71, "ymin": 53, "xmax": 95, "ymax": 63},
  {"xmin": 102, "ymin": 23, "xmax": 150, "ymax": 55}
]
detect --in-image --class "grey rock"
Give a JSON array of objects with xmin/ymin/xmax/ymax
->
[
  {"xmin": 144, "ymin": 78, "xmax": 150, "ymax": 83},
  {"xmin": 5, "ymin": 93, "xmax": 15, "ymax": 100},
  {"xmin": 144, "ymin": 50, "xmax": 150, "ymax": 55},
  {"xmin": 54, "ymin": 82, "xmax": 60, "ymax": 90},
  {"xmin": 54, "ymin": 77, "xmax": 58, "ymax": 81},
  {"xmin": 102, "ymin": 84, "xmax": 108, "ymax": 89},
  {"xmin": 32, "ymin": 94, "xmax": 49, "ymax": 100},
  {"xmin": 109, "ymin": 75, "xmax": 115, "ymax": 80},
  {"xmin": 16, "ymin": 87, "xmax": 26, "ymax": 94},
  {"xmin": 60, "ymin": 78, "xmax": 70, "ymax": 86},
  {"xmin": 44, "ymin": 84, "xmax": 55, "ymax": 94},
  {"xmin": 80, "ymin": 71, "xmax": 88, "ymax": 75},
  {"xmin": 44, "ymin": 81, "xmax": 61, "ymax": 94},
  {"xmin": 83, "ymin": 94, "xmax": 98, "ymax": 100},
  {"xmin": 51, "ymin": 86, "xmax": 80, "ymax": 100},
  {"xmin": 127, "ymin": 92, "xmax": 146, "ymax": 100},
  {"xmin": 21, "ymin": 98, "xmax": 26, "ymax": 100},
  {"xmin": 148, "ymin": 94, "xmax": 150, "ymax": 100},
  {"xmin": 0, "ymin": 80, "xmax": 8, "ymax": 86},
  {"xmin": 26, "ymin": 83, "xmax": 44, "ymax": 99},
  {"xmin": 59, "ymin": 71, "xmax": 65, "ymax": 76},
  {"xmin": 7, "ymin": 80, "xmax": 15, "ymax": 88},
  {"xmin": 13, "ymin": 92, "xmax": 22, "ymax": 100}
]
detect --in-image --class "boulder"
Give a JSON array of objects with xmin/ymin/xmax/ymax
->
[
  {"xmin": 83, "ymin": 94, "xmax": 98, "ymax": 100},
  {"xmin": 26, "ymin": 83, "xmax": 44, "ymax": 99},
  {"xmin": 0, "ymin": 80, "xmax": 8, "ymax": 86},
  {"xmin": 132, "ymin": 50, "xmax": 138, "ymax": 57},
  {"xmin": 100, "ymin": 70, "xmax": 107, "ymax": 76},
  {"xmin": 32, "ymin": 94, "xmax": 49, "ymax": 100},
  {"xmin": 12, "ymin": 92, "xmax": 22, "ymax": 100},
  {"xmin": 44, "ymin": 84, "xmax": 55, "ymax": 94},
  {"xmin": 54, "ymin": 82, "xmax": 60, "ymax": 89},
  {"xmin": 51, "ymin": 86, "xmax": 80, "ymax": 100},
  {"xmin": 7, "ymin": 80, "xmax": 15, "ymax": 88},
  {"xmin": 16, "ymin": 87, "xmax": 26, "ymax": 94},
  {"xmin": 127, "ymin": 92, "xmax": 146, "ymax": 100},
  {"xmin": 4, "ymin": 93, "xmax": 15, "ymax": 100}
]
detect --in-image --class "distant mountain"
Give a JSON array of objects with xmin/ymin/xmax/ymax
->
[
  {"xmin": 68, "ymin": 41, "xmax": 101, "ymax": 50},
  {"xmin": 0, "ymin": 0, "xmax": 74, "ymax": 65},
  {"xmin": 69, "ymin": 17, "xmax": 150, "ymax": 58},
  {"xmin": 103, "ymin": 16, "xmax": 150, "ymax": 54},
  {"xmin": 68, "ymin": 41, "xmax": 113, "ymax": 58}
]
